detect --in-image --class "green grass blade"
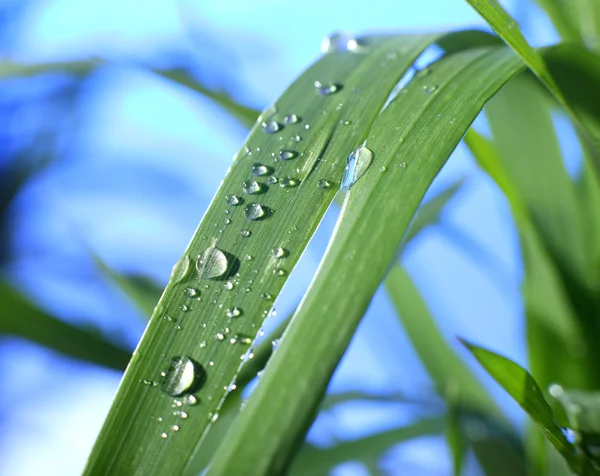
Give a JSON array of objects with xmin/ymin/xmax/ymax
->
[
  {"xmin": 207, "ymin": 45, "xmax": 528, "ymax": 475},
  {"xmin": 531, "ymin": 0, "xmax": 584, "ymax": 42},
  {"xmin": 289, "ymin": 417, "xmax": 445, "ymax": 475},
  {"xmin": 386, "ymin": 265, "xmax": 502, "ymax": 419},
  {"xmin": 446, "ymin": 400, "xmax": 468, "ymax": 476},
  {"xmin": 466, "ymin": 1, "xmax": 600, "ymax": 165},
  {"xmin": 85, "ymin": 32, "xmax": 463, "ymax": 476},
  {"xmin": 0, "ymin": 281, "xmax": 131, "ymax": 371},
  {"xmin": 460, "ymin": 340, "xmax": 599, "ymax": 474}
]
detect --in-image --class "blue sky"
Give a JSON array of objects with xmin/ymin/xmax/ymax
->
[{"xmin": 0, "ymin": 0, "xmax": 564, "ymax": 474}]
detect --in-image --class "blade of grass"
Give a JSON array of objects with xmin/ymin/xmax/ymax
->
[
  {"xmin": 460, "ymin": 340, "xmax": 600, "ymax": 474},
  {"xmin": 289, "ymin": 417, "xmax": 445, "ymax": 476},
  {"xmin": 0, "ymin": 281, "xmax": 131, "ymax": 371},
  {"xmin": 86, "ymin": 32, "xmax": 482, "ymax": 476},
  {"xmin": 207, "ymin": 44, "xmax": 530, "ymax": 475},
  {"xmin": 531, "ymin": 0, "xmax": 585, "ymax": 43}
]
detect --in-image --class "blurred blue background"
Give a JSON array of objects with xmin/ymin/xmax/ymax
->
[{"xmin": 0, "ymin": 0, "xmax": 563, "ymax": 474}]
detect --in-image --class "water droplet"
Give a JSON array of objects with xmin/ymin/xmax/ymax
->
[
  {"xmin": 225, "ymin": 194, "xmax": 241, "ymax": 206},
  {"xmin": 185, "ymin": 395, "xmax": 198, "ymax": 405},
  {"xmin": 321, "ymin": 32, "xmax": 343, "ymax": 53},
  {"xmin": 240, "ymin": 229, "xmax": 251, "ymax": 238},
  {"xmin": 284, "ymin": 114, "xmax": 300, "ymax": 124},
  {"xmin": 268, "ymin": 176, "xmax": 278, "ymax": 184},
  {"xmin": 184, "ymin": 287, "xmax": 197, "ymax": 298},
  {"xmin": 347, "ymin": 38, "xmax": 366, "ymax": 52},
  {"xmin": 263, "ymin": 292, "xmax": 273, "ymax": 300},
  {"xmin": 262, "ymin": 120, "xmax": 282, "ymax": 134},
  {"xmin": 272, "ymin": 247, "xmax": 288, "ymax": 259},
  {"xmin": 171, "ymin": 255, "xmax": 192, "ymax": 283},
  {"xmin": 315, "ymin": 81, "xmax": 341, "ymax": 95},
  {"xmin": 172, "ymin": 425, "xmax": 180, "ymax": 432},
  {"xmin": 291, "ymin": 134, "xmax": 302, "ymax": 143},
  {"xmin": 160, "ymin": 356, "xmax": 205, "ymax": 397},
  {"xmin": 199, "ymin": 340, "xmax": 207, "ymax": 348},
  {"xmin": 161, "ymin": 432, "xmax": 168, "ymax": 439},
  {"xmin": 224, "ymin": 218, "xmax": 231, "ymax": 225},
  {"xmin": 180, "ymin": 304, "xmax": 191, "ymax": 312},
  {"xmin": 549, "ymin": 383, "xmax": 564, "ymax": 397},
  {"xmin": 224, "ymin": 281, "xmax": 234, "ymax": 291},
  {"xmin": 226, "ymin": 307, "xmax": 242, "ymax": 318},
  {"xmin": 242, "ymin": 179, "xmax": 265, "ymax": 195},
  {"xmin": 196, "ymin": 247, "xmax": 229, "ymax": 279},
  {"xmin": 174, "ymin": 410, "xmax": 188, "ymax": 419},
  {"xmin": 245, "ymin": 203, "xmax": 267, "ymax": 221},
  {"xmin": 318, "ymin": 179, "xmax": 332, "ymax": 189},
  {"xmin": 304, "ymin": 124, "xmax": 310, "ymax": 130},
  {"xmin": 216, "ymin": 333, "xmax": 225, "ymax": 341},
  {"xmin": 423, "ymin": 84, "xmax": 438, "ymax": 94},
  {"xmin": 399, "ymin": 162, "xmax": 407, "ymax": 168},
  {"xmin": 279, "ymin": 150, "xmax": 298, "ymax": 160},
  {"xmin": 341, "ymin": 145, "xmax": 374, "ymax": 190},
  {"xmin": 244, "ymin": 255, "xmax": 252, "ymax": 261},
  {"xmin": 251, "ymin": 163, "xmax": 271, "ymax": 176},
  {"xmin": 280, "ymin": 177, "xmax": 299, "ymax": 188},
  {"xmin": 340, "ymin": 120, "xmax": 351, "ymax": 126},
  {"xmin": 273, "ymin": 268, "xmax": 287, "ymax": 277},
  {"xmin": 272, "ymin": 339, "xmax": 280, "ymax": 351}
]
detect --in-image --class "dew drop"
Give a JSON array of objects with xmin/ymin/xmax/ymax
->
[
  {"xmin": 245, "ymin": 203, "xmax": 267, "ymax": 221},
  {"xmin": 161, "ymin": 432, "xmax": 168, "ymax": 439},
  {"xmin": 225, "ymin": 194, "xmax": 241, "ymax": 206},
  {"xmin": 273, "ymin": 268, "xmax": 287, "ymax": 277},
  {"xmin": 321, "ymin": 32, "xmax": 343, "ymax": 53},
  {"xmin": 263, "ymin": 292, "xmax": 273, "ymax": 300},
  {"xmin": 171, "ymin": 255, "xmax": 192, "ymax": 284},
  {"xmin": 226, "ymin": 307, "xmax": 243, "ymax": 318},
  {"xmin": 185, "ymin": 395, "xmax": 198, "ymax": 406},
  {"xmin": 291, "ymin": 134, "xmax": 302, "ymax": 143},
  {"xmin": 180, "ymin": 304, "xmax": 191, "ymax": 312},
  {"xmin": 315, "ymin": 81, "xmax": 341, "ymax": 95},
  {"xmin": 284, "ymin": 114, "xmax": 300, "ymax": 124},
  {"xmin": 318, "ymin": 179, "xmax": 332, "ymax": 189},
  {"xmin": 399, "ymin": 161, "xmax": 407, "ymax": 168},
  {"xmin": 341, "ymin": 145, "xmax": 374, "ymax": 190},
  {"xmin": 423, "ymin": 84, "xmax": 438, "ymax": 94},
  {"xmin": 279, "ymin": 150, "xmax": 298, "ymax": 160},
  {"xmin": 240, "ymin": 229, "xmax": 251, "ymax": 238},
  {"xmin": 347, "ymin": 38, "xmax": 366, "ymax": 52},
  {"xmin": 340, "ymin": 120, "xmax": 351, "ymax": 126},
  {"xmin": 272, "ymin": 247, "xmax": 288, "ymax": 259},
  {"xmin": 244, "ymin": 255, "xmax": 253, "ymax": 261},
  {"xmin": 272, "ymin": 339, "xmax": 280, "ymax": 351},
  {"xmin": 262, "ymin": 120, "xmax": 282, "ymax": 134},
  {"xmin": 172, "ymin": 425, "xmax": 180, "ymax": 432},
  {"xmin": 160, "ymin": 356, "xmax": 205, "ymax": 397},
  {"xmin": 183, "ymin": 287, "xmax": 197, "ymax": 298},
  {"xmin": 196, "ymin": 247, "xmax": 229, "ymax": 279},
  {"xmin": 268, "ymin": 176, "xmax": 278, "ymax": 184},
  {"xmin": 280, "ymin": 177, "xmax": 299, "ymax": 188},
  {"xmin": 251, "ymin": 163, "xmax": 270, "ymax": 176},
  {"xmin": 242, "ymin": 179, "xmax": 264, "ymax": 195},
  {"xmin": 216, "ymin": 333, "xmax": 225, "ymax": 341},
  {"xmin": 224, "ymin": 281, "xmax": 234, "ymax": 291}
]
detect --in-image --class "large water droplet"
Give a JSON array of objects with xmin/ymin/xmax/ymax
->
[
  {"xmin": 171, "ymin": 255, "xmax": 192, "ymax": 283},
  {"xmin": 284, "ymin": 114, "xmax": 300, "ymax": 124},
  {"xmin": 279, "ymin": 150, "xmax": 298, "ymax": 160},
  {"xmin": 245, "ymin": 203, "xmax": 267, "ymax": 221},
  {"xmin": 315, "ymin": 81, "xmax": 341, "ymax": 95},
  {"xmin": 251, "ymin": 163, "xmax": 271, "ymax": 176},
  {"xmin": 196, "ymin": 247, "xmax": 229, "ymax": 279},
  {"xmin": 341, "ymin": 145, "xmax": 374, "ymax": 190},
  {"xmin": 225, "ymin": 194, "xmax": 242, "ymax": 206},
  {"xmin": 242, "ymin": 179, "xmax": 265, "ymax": 195},
  {"xmin": 262, "ymin": 121, "xmax": 282, "ymax": 134},
  {"xmin": 160, "ymin": 356, "xmax": 205, "ymax": 397}
]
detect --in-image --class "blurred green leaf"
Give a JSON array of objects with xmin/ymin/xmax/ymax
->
[
  {"xmin": 460, "ymin": 340, "xmax": 598, "ymax": 473},
  {"xmin": 289, "ymin": 417, "xmax": 445, "ymax": 476},
  {"xmin": 0, "ymin": 281, "xmax": 131, "ymax": 371}
]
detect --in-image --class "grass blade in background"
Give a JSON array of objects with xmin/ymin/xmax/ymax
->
[
  {"xmin": 207, "ymin": 44, "xmax": 529, "ymax": 475},
  {"xmin": 86, "ymin": 32, "xmax": 467, "ymax": 476},
  {"xmin": 0, "ymin": 282, "xmax": 131, "ymax": 371},
  {"xmin": 460, "ymin": 340, "xmax": 600, "ymax": 474}
]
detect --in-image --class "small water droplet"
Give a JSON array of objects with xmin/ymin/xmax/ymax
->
[
  {"xmin": 315, "ymin": 81, "xmax": 341, "ymax": 95},
  {"xmin": 225, "ymin": 194, "xmax": 241, "ymax": 206},
  {"xmin": 245, "ymin": 203, "xmax": 267, "ymax": 221},
  {"xmin": 199, "ymin": 340, "xmax": 207, "ymax": 348},
  {"xmin": 340, "ymin": 120, "xmax": 351, "ymax": 126},
  {"xmin": 216, "ymin": 333, "xmax": 225, "ymax": 341},
  {"xmin": 321, "ymin": 32, "xmax": 343, "ymax": 53},
  {"xmin": 272, "ymin": 247, "xmax": 288, "ymax": 259},
  {"xmin": 273, "ymin": 268, "xmax": 287, "ymax": 277},
  {"xmin": 284, "ymin": 114, "xmax": 300, "ymax": 124},
  {"xmin": 240, "ymin": 229, "xmax": 251, "ymax": 238},
  {"xmin": 161, "ymin": 432, "xmax": 168, "ymax": 439},
  {"xmin": 224, "ymin": 281, "xmax": 234, "ymax": 291},
  {"xmin": 268, "ymin": 176, "xmax": 278, "ymax": 184},
  {"xmin": 347, "ymin": 38, "xmax": 366, "ymax": 52},
  {"xmin": 263, "ymin": 292, "xmax": 273, "ymax": 300},
  {"xmin": 160, "ymin": 356, "xmax": 205, "ymax": 397},
  {"xmin": 341, "ymin": 145, "xmax": 374, "ymax": 190},
  {"xmin": 279, "ymin": 150, "xmax": 298, "ymax": 160},
  {"xmin": 291, "ymin": 134, "xmax": 302, "ymax": 143},
  {"xmin": 180, "ymin": 304, "xmax": 191, "ymax": 312},
  {"xmin": 318, "ymin": 179, "xmax": 332, "ymax": 189},
  {"xmin": 244, "ymin": 255, "xmax": 252, "ymax": 261},
  {"xmin": 423, "ymin": 84, "xmax": 438, "ymax": 94},
  {"xmin": 172, "ymin": 425, "xmax": 180, "ymax": 432},
  {"xmin": 224, "ymin": 218, "xmax": 231, "ymax": 225},
  {"xmin": 304, "ymin": 124, "xmax": 310, "ymax": 130},
  {"xmin": 262, "ymin": 121, "xmax": 282, "ymax": 134},
  {"xmin": 185, "ymin": 395, "xmax": 198, "ymax": 405},
  {"xmin": 226, "ymin": 307, "xmax": 242, "ymax": 318},
  {"xmin": 242, "ymin": 179, "xmax": 265, "ymax": 195},
  {"xmin": 196, "ymin": 247, "xmax": 229, "ymax": 279},
  {"xmin": 272, "ymin": 339, "xmax": 280, "ymax": 351},
  {"xmin": 280, "ymin": 177, "xmax": 299, "ymax": 188},
  {"xmin": 399, "ymin": 162, "xmax": 407, "ymax": 168},
  {"xmin": 251, "ymin": 163, "xmax": 271, "ymax": 176},
  {"xmin": 183, "ymin": 287, "xmax": 197, "ymax": 298},
  {"xmin": 171, "ymin": 255, "xmax": 192, "ymax": 283}
]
